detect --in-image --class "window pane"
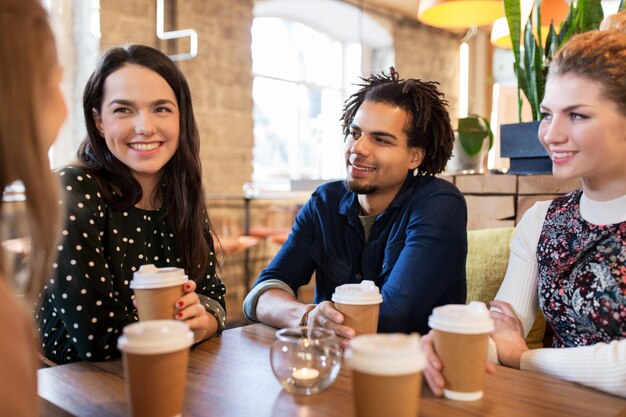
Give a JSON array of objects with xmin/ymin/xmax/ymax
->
[
  {"xmin": 252, "ymin": 18, "xmax": 303, "ymax": 81},
  {"xmin": 252, "ymin": 77, "xmax": 299, "ymax": 181}
]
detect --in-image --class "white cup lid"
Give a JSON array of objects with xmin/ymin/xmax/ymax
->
[
  {"xmin": 428, "ymin": 301, "xmax": 494, "ymax": 334},
  {"xmin": 129, "ymin": 264, "xmax": 187, "ymax": 289},
  {"xmin": 117, "ymin": 320, "xmax": 193, "ymax": 354},
  {"xmin": 331, "ymin": 280, "xmax": 383, "ymax": 305},
  {"xmin": 345, "ymin": 333, "xmax": 425, "ymax": 375}
]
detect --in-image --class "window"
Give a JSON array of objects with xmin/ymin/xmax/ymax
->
[{"xmin": 251, "ymin": 2, "xmax": 393, "ymax": 188}]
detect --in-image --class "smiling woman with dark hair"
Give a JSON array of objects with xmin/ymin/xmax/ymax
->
[{"xmin": 37, "ymin": 44, "xmax": 226, "ymax": 365}]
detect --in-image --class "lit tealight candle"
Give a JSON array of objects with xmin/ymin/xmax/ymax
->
[{"xmin": 292, "ymin": 367, "xmax": 320, "ymax": 388}]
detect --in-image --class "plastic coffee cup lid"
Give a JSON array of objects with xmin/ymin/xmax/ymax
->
[
  {"xmin": 428, "ymin": 301, "xmax": 494, "ymax": 334},
  {"xmin": 129, "ymin": 264, "xmax": 188, "ymax": 289},
  {"xmin": 331, "ymin": 280, "xmax": 383, "ymax": 305},
  {"xmin": 117, "ymin": 320, "xmax": 193, "ymax": 355},
  {"xmin": 345, "ymin": 333, "xmax": 425, "ymax": 376}
]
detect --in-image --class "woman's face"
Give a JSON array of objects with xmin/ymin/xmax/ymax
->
[
  {"xmin": 40, "ymin": 63, "xmax": 67, "ymax": 150},
  {"xmin": 538, "ymin": 73, "xmax": 626, "ymax": 192},
  {"xmin": 93, "ymin": 64, "xmax": 180, "ymax": 190}
]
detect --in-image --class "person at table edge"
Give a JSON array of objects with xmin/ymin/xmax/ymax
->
[{"xmin": 243, "ymin": 68, "xmax": 467, "ymax": 339}]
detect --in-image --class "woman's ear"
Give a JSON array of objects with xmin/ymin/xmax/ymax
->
[{"xmin": 92, "ymin": 108, "xmax": 104, "ymax": 137}]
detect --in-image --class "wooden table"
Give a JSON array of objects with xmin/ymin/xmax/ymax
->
[{"xmin": 39, "ymin": 324, "xmax": 626, "ymax": 417}]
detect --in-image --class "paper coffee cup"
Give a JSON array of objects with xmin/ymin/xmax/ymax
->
[
  {"xmin": 331, "ymin": 280, "xmax": 383, "ymax": 335},
  {"xmin": 118, "ymin": 320, "xmax": 193, "ymax": 417},
  {"xmin": 346, "ymin": 333, "xmax": 425, "ymax": 417},
  {"xmin": 428, "ymin": 301, "xmax": 494, "ymax": 401},
  {"xmin": 130, "ymin": 264, "xmax": 187, "ymax": 321}
]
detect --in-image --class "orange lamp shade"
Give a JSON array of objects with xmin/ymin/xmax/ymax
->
[
  {"xmin": 490, "ymin": 0, "xmax": 569, "ymax": 49},
  {"xmin": 418, "ymin": 0, "xmax": 505, "ymax": 29}
]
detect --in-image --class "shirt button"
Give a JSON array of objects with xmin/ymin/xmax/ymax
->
[{"xmin": 355, "ymin": 274, "xmax": 362, "ymax": 280}]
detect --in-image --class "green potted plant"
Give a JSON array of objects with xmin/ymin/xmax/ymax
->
[
  {"xmin": 500, "ymin": 0, "xmax": 609, "ymax": 174},
  {"xmin": 448, "ymin": 114, "xmax": 493, "ymax": 173}
]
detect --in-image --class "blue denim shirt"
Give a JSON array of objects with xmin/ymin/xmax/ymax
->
[{"xmin": 250, "ymin": 174, "xmax": 467, "ymax": 334}]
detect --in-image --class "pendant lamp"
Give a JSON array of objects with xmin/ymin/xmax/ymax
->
[
  {"xmin": 490, "ymin": 0, "xmax": 569, "ymax": 49},
  {"xmin": 417, "ymin": 0, "xmax": 505, "ymax": 29}
]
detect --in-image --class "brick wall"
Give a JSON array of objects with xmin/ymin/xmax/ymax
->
[
  {"xmin": 393, "ymin": 18, "xmax": 461, "ymax": 119},
  {"xmin": 100, "ymin": 0, "xmax": 459, "ymax": 195},
  {"xmin": 100, "ymin": 0, "xmax": 254, "ymax": 194}
]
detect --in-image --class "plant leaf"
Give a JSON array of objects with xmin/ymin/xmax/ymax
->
[
  {"xmin": 504, "ymin": 0, "xmax": 523, "ymax": 121},
  {"xmin": 523, "ymin": 18, "xmax": 542, "ymax": 120},
  {"xmin": 457, "ymin": 115, "xmax": 492, "ymax": 156},
  {"xmin": 544, "ymin": 23, "xmax": 559, "ymax": 60}
]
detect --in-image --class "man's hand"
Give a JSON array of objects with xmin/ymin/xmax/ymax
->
[
  {"xmin": 307, "ymin": 301, "xmax": 355, "ymax": 348},
  {"xmin": 489, "ymin": 300, "xmax": 529, "ymax": 369}
]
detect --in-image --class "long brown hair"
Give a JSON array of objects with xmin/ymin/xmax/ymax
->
[
  {"xmin": 0, "ymin": 0, "xmax": 61, "ymax": 299},
  {"xmin": 78, "ymin": 45, "xmax": 214, "ymax": 281}
]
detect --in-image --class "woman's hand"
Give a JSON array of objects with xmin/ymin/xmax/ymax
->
[
  {"xmin": 306, "ymin": 301, "xmax": 355, "ymax": 348},
  {"xmin": 175, "ymin": 280, "xmax": 219, "ymax": 343},
  {"xmin": 421, "ymin": 330, "xmax": 496, "ymax": 396},
  {"xmin": 421, "ymin": 331, "xmax": 445, "ymax": 396},
  {"xmin": 489, "ymin": 300, "xmax": 529, "ymax": 369}
]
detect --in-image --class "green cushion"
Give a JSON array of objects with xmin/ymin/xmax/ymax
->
[
  {"xmin": 465, "ymin": 227, "xmax": 546, "ymax": 349},
  {"xmin": 466, "ymin": 227, "xmax": 516, "ymax": 305}
]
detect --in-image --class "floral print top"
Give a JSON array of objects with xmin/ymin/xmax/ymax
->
[{"xmin": 537, "ymin": 189, "xmax": 626, "ymax": 348}]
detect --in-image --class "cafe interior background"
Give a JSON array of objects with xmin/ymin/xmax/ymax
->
[{"xmin": 6, "ymin": 0, "xmax": 624, "ymax": 326}]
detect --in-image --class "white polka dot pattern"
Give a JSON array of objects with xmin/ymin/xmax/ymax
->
[{"xmin": 38, "ymin": 166, "xmax": 226, "ymax": 364}]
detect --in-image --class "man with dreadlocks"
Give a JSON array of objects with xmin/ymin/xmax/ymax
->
[{"xmin": 243, "ymin": 68, "xmax": 467, "ymax": 341}]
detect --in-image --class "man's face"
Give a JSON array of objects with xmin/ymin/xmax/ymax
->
[{"xmin": 344, "ymin": 100, "xmax": 424, "ymax": 198}]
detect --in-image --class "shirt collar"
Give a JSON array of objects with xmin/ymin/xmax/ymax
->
[{"xmin": 338, "ymin": 173, "xmax": 422, "ymax": 218}]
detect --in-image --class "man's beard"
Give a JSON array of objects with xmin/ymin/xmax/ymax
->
[{"xmin": 345, "ymin": 180, "xmax": 378, "ymax": 195}]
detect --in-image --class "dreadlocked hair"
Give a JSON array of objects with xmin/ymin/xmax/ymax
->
[{"xmin": 340, "ymin": 67, "xmax": 454, "ymax": 176}]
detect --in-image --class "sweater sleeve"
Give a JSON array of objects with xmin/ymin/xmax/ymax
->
[
  {"xmin": 492, "ymin": 201, "xmax": 549, "ymax": 335},
  {"xmin": 520, "ymin": 340, "xmax": 626, "ymax": 398},
  {"xmin": 196, "ymin": 223, "xmax": 227, "ymax": 333}
]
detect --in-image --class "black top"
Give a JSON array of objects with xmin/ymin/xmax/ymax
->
[{"xmin": 37, "ymin": 166, "xmax": 226, "ymax": 364}]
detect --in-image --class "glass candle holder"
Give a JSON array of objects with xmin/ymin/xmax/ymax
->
[{"xmin": 270, "ymin": 326, "xmax": 342, "ymax": 395}]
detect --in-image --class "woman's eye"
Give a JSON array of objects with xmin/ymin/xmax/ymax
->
[
  {"xmin": 112, "ymin": 107, "xmax": 129, "ymax": 114},
  {"xmin": 374, "ymin": 137, "xmax": 389, "ymax": 144},
  {"xmin": 539, "ymin": 112, "xmax": 551, "ymax": 120},
  {"xmin": 569, "ymin": 112, "xmax": 587, "ymax": 120},
  {"xmin": 155, "ymin": 107, "xmax": 171, "ymax": 113}
]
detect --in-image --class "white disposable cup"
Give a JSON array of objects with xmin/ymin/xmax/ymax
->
[
  {"xmin": 331, "ymin": 280, "xmax": 383, "ymax": 335},
  {"xmin": 117, "ymin": 320, "xmax": 194, "ymax": 417},
  {"xmin": 130, "ymin": 264, "xmax": 188, "ymax": 321},
  {"xmin": 346, "ymin": 333, "xmax": 425, "ymax": 417},
  {"xmin": 428, "ymin": 301, "xmax": 494, "ymax": 401}
]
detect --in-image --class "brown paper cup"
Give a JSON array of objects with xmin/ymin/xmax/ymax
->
[
  {"xmin": 334, "ymin": 303, "xmax": 379, "ymax": 335},
  {"xmin": 123, "ymin": 348, "xmax": 189, "ymax": 417},
  {"xmin": 118, "ymin": 321, "xmax": 193, "ymax": 417},
  {"xmin": 352, "ymin": 370, "xmax": 422, "ymax": 417},
  {"xmin": 134, "ymin": 284, "xmax": 184, "ymax": 321},
  {"xmin": 433, "ymin": 330, "xmax": 489, "ymax": 400}
]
